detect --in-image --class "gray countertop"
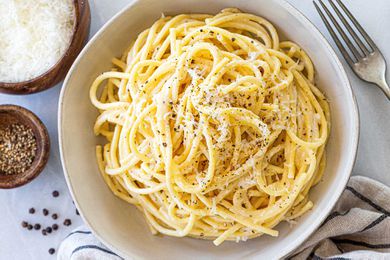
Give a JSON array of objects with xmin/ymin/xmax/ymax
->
[{"xmin": 0, "ymin": 0, "xmax": 389, "ymax": 259}]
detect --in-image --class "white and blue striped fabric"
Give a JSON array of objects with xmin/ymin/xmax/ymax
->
[
  {"xmin": 59, "ymin": 176, "xmax": 390, "ymax": 259},
  {"xmin": 58, "ymin": 229, "xmax": 122, "ymax": 260}
]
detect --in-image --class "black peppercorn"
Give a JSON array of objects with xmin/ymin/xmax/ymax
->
[
  {"xmin": 27, "ymin": 224, "xmax": 33, "ymax": 230},
  {"xmin": 75, "ymin": 209, "xmax": 79, "ymax": 215},
  {"xmin": 21, "ymin": 221, "xmax": 28, "ymax": 228},
  {"xmin": 34, "ymin": 224, "xmax": 41, "ymax": 230},
  {"xmin": 45, "ymin": 227, "xmax": 52, "ymax": 233},
  {"xmin": 29, "ymin": 208, "xmax": 35, "ymax": 214},
  {"xmin": 42, "ymin": 229, "xmax": 47, "ymax": 236},
  {"xmin": 52, "ymin": 224, "xmax": 58, "ymax": 231},
  {"xmin": 43, "ymin": 208, "xmax": 49, "ymax": 216},
  {"xmin": 52, "ymin": 190, "xmax": 59, "ymax": 197},
  {"xmin": 52, "ymin": 213, "xmax": 58, "ymax": 220},
  {"xmin": 63, "ymin": 219, "xmax": 72, "ymax": 226},
  {"xmin": 48, "ymin": 248, "xmax": 55, "ymax": 255}
]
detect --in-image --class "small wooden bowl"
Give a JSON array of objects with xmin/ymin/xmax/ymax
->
[
  {"xmin": 0, "ymin": 105, "xmax": 50, "ymax": 188},
  {"xmin": 0, "ymin": 0, "xmax": 91, "ymax": 95}
]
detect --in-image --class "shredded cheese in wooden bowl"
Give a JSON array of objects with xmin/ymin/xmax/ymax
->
[{"xmin": 0, "ymin": 0, "xmax": 75, "ymax": 83}]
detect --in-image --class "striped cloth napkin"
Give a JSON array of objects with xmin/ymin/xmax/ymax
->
[{"xmin": 58, "ymin": 176, "xmax": 390, "ymax": 259}]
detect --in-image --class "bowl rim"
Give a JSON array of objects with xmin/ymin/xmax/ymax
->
[
  {"xmin": 58, "ymin": 0, "xmax": 359, "ymax": 258},
  {"xmin": 0, "ymin": 0, "xmax": 91, "ymax": 95},
  {"xmin": 0, "ymin": 104, "xmax": 50, "ymax": 188}
]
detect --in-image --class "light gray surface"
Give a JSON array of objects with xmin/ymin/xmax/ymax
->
[{"xmin": 0, "ymin": 0, "xmax": 388, "ymax": 259}]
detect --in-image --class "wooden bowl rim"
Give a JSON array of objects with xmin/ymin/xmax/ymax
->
[
  {"xmin": 0, "ymin": 0, "xmax": 89, "ymax": 94},
  {"xmin": 0, "ymin": 104, "xmax": 50, "ymax": 188}
]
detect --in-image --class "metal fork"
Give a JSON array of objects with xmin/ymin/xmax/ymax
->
[{"xmin": 313, "ymin": 0, "xmax": 390, "ymax": 99}]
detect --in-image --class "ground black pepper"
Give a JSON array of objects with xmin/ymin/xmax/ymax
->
[{"xmin": 0, "ymin": 124, "xmax": 37, "ymax": 175}]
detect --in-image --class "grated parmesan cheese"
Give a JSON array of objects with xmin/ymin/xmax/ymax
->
[
  {"xmin": 0, "ymin": 0, "xmax": 75, "ymax": 82},
  {"xmin": 237, "ymin": 177, "xmax": 257, "ymax": 189},
  {"xmin": 187, "ymin": 68, "xmax": 200, "ymax": 81},
  {"xmin": 314, "ymin": 113, "xmax": 321, "ymax": 121},
  {"xmin": 247, "ymin": 52, "xmax": 260, "ymax": 61}
]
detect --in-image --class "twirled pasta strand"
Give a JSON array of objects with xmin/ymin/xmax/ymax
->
[{"xmin": 90, "ymin": 8, "xmax": 330, "ymax": 246}]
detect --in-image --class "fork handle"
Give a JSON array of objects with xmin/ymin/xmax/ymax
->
[{"xmin": 377, "ymin": 79, "xmax": 390, "ymax": 100}]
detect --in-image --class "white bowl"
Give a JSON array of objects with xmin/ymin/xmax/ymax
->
[{"xmin": 58, "ymin": 0, "xmax": 359, "ymax": 258}]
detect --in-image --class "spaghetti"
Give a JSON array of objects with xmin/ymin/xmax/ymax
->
[{"xmin": 90, "ymin": 8, "xmax": 330, "ymax": 245}]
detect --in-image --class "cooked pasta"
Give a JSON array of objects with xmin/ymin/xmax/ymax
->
[{"xmin": 90, "ymin": 8, "xmax": 330, "ymax": 245}]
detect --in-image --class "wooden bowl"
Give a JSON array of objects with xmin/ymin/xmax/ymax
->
[
  {"xmin": 0, "ymin": 105, "xmax": 50, "ymax": 188},
  {"xmin": 0, "ymin": 0, "xmax": 91, "ymax": 95}
]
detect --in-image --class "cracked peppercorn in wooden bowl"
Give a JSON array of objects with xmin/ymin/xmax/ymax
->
[{"xmin": 0, "ymin": 105, "xmax": 50, "ymax": 188}]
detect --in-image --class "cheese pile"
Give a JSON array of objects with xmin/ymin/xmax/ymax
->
[{"xmin": 0, "ymin": 0, "xmax": 75, "ymax": 83}]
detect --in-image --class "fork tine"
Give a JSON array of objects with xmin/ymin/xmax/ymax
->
[
  {"xmin": 313, "ymin": 1, "xmax": 355, "ymax": 67},
  {"xmin": 317, "ymin": 0, "xmax": 362, "ymax": 60},
  {"xmin": 328, "ymin": 0, "xmax": 370, "ymax": 56},
  {"xmin": 335, "ymin": 0, "xmax": 378, "ymax": 50}
]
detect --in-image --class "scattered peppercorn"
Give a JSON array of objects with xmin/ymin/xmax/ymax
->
[
  {"xmin": 63, "ymin": 219, "xmax": 71, "ymax": 226},
  {"xmin": 52, "ymin": 190, "xmax": 59, "ymax": 197},
  {"xmin": 21, "ymin": 221, "xmax": 28, "ymax": 228},
  {"xmin": 75, "ymin": 209, "xmax": 79, "ymax": 215},
  {"xmin": 48, "ymin": 248, "xmax": 55, "ymax": 255},
  {"xmin": 42, "ymin": 229, "xmax": 47, "ymax": 236},
  {"xmin": 27, "ymin": 224, "xmax": 33, "ymax": 230},
  {"xmin": 51, "ymin": 213, "xmax": 58, "ymax": 220},
  {"xmin": 52, "ymin": 224, "xmax": 58, "ymax": 231},
  {"xmin": 34, "ymin": 224, "xmax": 41, "ymax": 230},
  {"xmin": 43, "ymin": 208, "xmax": 49, "ymax": 216},
  {"xmin": 29, "ymin": 208, "xmax": 35, "ymax": 214},
  {"xmin": 45, "ymin": 227, "xmax": 52, "ymax": 233}
]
